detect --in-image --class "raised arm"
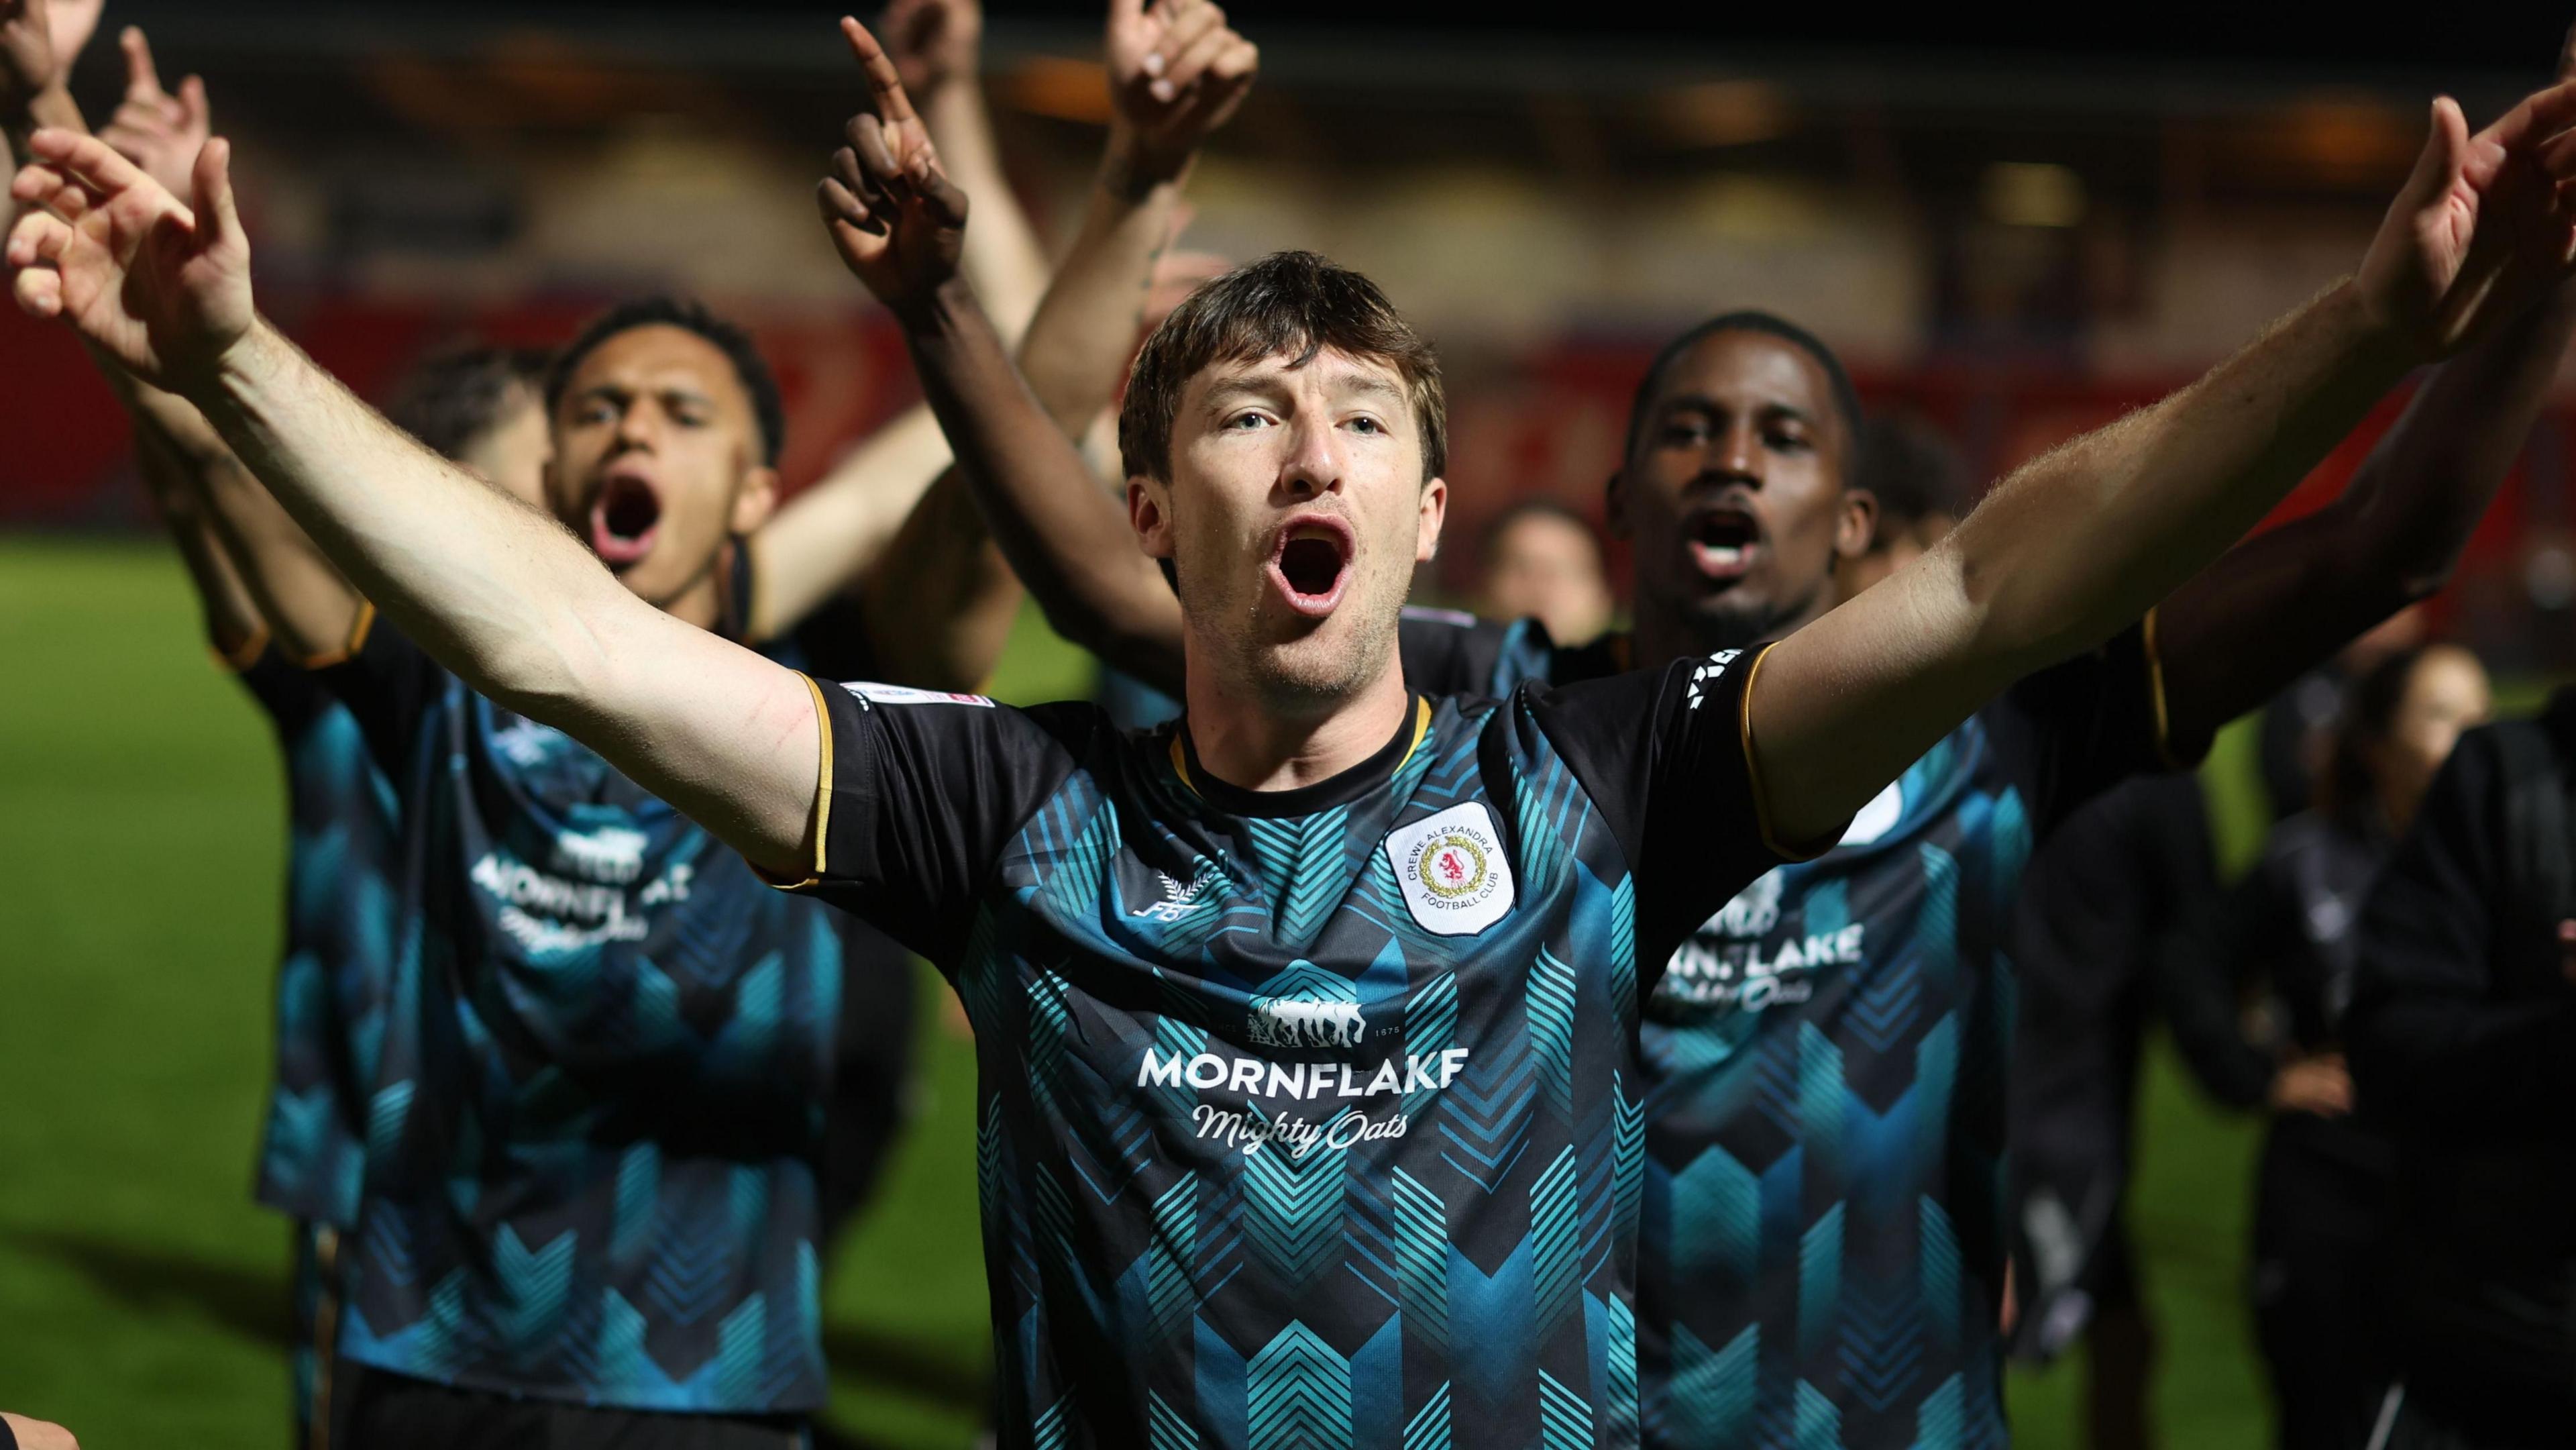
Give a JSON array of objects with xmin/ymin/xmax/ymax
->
[
  {"xmin": 0, "ymin": 0, "xmax": 95, "ymax": 228},
  {"xmin": 745, "ymin": 0, "xmax": 1053, "ymax": 650},
  {"xmin": 7, "ymin": 130, "xmax": 822, "ymax": 874},
  {"xmin": 82, "ymin": 30, "xmax": 370, "ymax": 662},
  {"xmin": 2155, "ymin": 30, "xmax": 2576, "ymax": 758},
  {"xmin": 821, "ymin": 7, "xmax": 1248, "ymax": 695},
  {"xmin": 1752, "ymin": 85, "xmax": 2576, "ymax": 847}
]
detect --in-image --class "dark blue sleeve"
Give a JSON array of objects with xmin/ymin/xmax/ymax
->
[
  {"xmin": 777, "ymin": 677, "xmax": 1101, "ymax": 967},
  {"xmin": 1525, "ymin": 644, "xmax": 1829, "ymax": 976}
]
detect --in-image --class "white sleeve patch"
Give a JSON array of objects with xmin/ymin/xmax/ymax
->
[
  {"xmin": 839, "ymin": 682, "xmax": 996, "ymax": 709},
  {"xmin": 1384, "ymin": 802, "xmax": 1516, "ymax": 937}
]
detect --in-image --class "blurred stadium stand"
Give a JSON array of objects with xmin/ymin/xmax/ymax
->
[{"xmin": 8, "ymin": 2, "xmax": 2573, "ymax": 670}]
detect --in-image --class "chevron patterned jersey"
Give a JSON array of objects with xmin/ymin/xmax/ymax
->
[
  {"xmin": 784, "ymin": 648, "xmax": 1809, "ymax": 1448},
  {"xmin": 238, "ymin": 650, "xmax": 402, "ymax": 1234},
  {"xmin": 1632, "ymin": 627, "xmax": 2167, "ymax": 1450},
  {"xmin": 1399, "ymin": 609, "xmax": 2167, "ymax": 1449},
  {"xmin": 317, "ymin": 622, "xmax": 850, "ymax": 1413}
]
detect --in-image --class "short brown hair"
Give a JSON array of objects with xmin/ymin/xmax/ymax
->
[{"xmin": 1118, "ymin": 251, "xmax": 1446, "ymax": 488}]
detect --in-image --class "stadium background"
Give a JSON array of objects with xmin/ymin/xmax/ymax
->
[{"xmin": 5, "ymin": 4, "xmax": 2575, "ymax": 1444}]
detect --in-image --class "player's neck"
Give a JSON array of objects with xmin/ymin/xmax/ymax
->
[
  {"xmin": 1630, "ymin": 588, "xmax": 1833, "ymax": 668},
  {"xmin": 1181, "ymin": 661, "xmax": 1415, "ymax": 797}
]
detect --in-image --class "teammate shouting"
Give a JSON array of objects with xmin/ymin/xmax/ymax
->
[
  {"xmin": 19, "ymin": 12, "xmax": 2576, "ymax": 1447},
  {"xmin": 11, "ymin": 2, "xmax": 1254, "ymax": 1442},
  {"xmin": 878, "ymin": 40, "xmax": 2576, "ymax": 1450}
]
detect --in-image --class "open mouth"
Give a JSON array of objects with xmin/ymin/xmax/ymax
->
[
  {"xmin": 588, "ymin": 474, "xmax": 663, "ymax": 567},
  {"xmin": 1267, "ymin": 516, "xmax": 1354, "ymax": 619},
  {"xmin": 1684, "ymin": 505, "xmax": 1761, "ymax": 582}
]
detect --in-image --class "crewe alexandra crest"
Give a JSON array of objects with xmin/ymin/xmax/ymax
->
[{"xmin": 1385, "ymin": 802, "xmax": 1515, "ymax": 936}]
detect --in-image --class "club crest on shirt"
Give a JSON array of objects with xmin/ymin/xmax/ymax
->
[{"xmin": 1385, "ymin": 802, "xmax": 1514, "ymax": 936}]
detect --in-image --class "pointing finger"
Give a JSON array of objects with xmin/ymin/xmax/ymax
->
[
  {"xmin": 119, "ymin": 25, "xmax": 166, "ymax": 103},
  {"xmin": 840, "ymin": 16, "xmax": 920, "ymax": 128}
]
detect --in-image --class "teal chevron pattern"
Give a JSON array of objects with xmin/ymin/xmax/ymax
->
[
  {"xmin": 1148, "ymin": 1175, "xmax": 1199, "ymax": 1342},
  {"xmin": 1606, "ymin": 1292, "xmax": 1640, "ymax": 1445},
  {"xmin": 1150, "ymin": 1390, "xmax": 1199, "ymax": 1450},
  {"xmin": 1392, "ymin": 1168, "xmax": 1449, "ymax": 1349},
  {"xmin": 1795, "ymin": 1380, "xmax": 1843, "ymax": 1450},
  {"xmin": 1401, "ymin": 1382, "xmax": 1452, "ymax": 1450},
  {"xmin": 1247, "ymin": 1320, "xmax": 1353, "ymax": 1450},
  {"xmin": 1531, "ymin": 1147, "xmax": 1582, "ymax": 1337},
  {"xmin": 1242, "ymin": 1108, "xmax": 1346, "ymax": 1290},
  {"xmin": 1026, "ymin": 968, "xmax": 1076, "ymax": 1115},
  {"xmin": 1540, "ymin": 1369, "xmax": 1593, "ymax": 1450},
  {"xmin": 1799, "ymin": 1206, "xmax": 1843, "ymax": 1365},
  {"xmin": 1529, "ymin": 947, "xmax": 1578, "ymax": 1121},
  {"xmin": 1640, "ymin": 686, "xmax": 2152, "ymax": 1449},
  {"xmin": 1403, "ymin": 973, "xmax": 1458, "ymax": 1117},
  {"xmin": 1244, "ymin": 809, "xmax": 1355, "ymax": 951}
]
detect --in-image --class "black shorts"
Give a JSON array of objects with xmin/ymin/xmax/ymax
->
[{"xmin": 333, "ymin": 1365, "xmax": 811, "ymax": 1450}]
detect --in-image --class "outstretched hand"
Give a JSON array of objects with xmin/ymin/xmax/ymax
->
[
  {"xmin": 818, "ymin": 15, "xmax": 968, "ymax": 317},
  {"xmin": 2357, "ymin": 79, "xmax": 2576, "ymax": 356},
  {"xmin": 7, "ymin": 127, "xmax": 254, "ymax": 387},
  {"xmin": 100, "ymin": 27, "xmax": 210, "ymax": 201},
  {"xmin": 1106, "ymin": 0, "xmax": 1256, "ymax": 185}
]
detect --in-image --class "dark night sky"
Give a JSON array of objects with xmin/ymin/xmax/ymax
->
[{"xmin": 97, "ymin": 2, "xmax": 2576, "ymax": 81}]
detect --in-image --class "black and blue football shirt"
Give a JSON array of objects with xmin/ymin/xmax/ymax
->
[{"xmin": 776, "ymin": 646, "xmax": 1822, "ymax": 1447}]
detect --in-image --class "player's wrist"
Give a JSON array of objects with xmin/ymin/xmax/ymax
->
[
  {"xmin": 191, "ymin": 315, "xmax": 287, "ymax": 409},
  {"xmin": 1102, "ymin": 124, "xmax": 1194, "ymax": 202}
]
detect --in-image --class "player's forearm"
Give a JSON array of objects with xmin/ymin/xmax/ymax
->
[
  {"xmin": 861, "ymin": 468, "xmax": 1024, "ymax": 690},
  {"xmin": 132, "ymin": 421, "xmax": 268, "ymax": 660},
  {"xmin": 747, "ymin": 79, "xmax": 1045, "ymax": 643},
  {"xmin": 2157, "ymin": 284, "xmax": 2576, "ymax": 749},
  {"xmin": 1952, "ymin": 280, "xmax": 2414, "ymax": 676},
  {"xmin": 1018, "ymin": 134, "xmax": 1184, "ymax": 435},
  {"xmin": 113, "ymin": 366, "xmax": 368, "ymax": 661},
  {"xmin": 183, "ymin": 320, "xmax": 644, "ymax": 710},
  {"xmin": 928, "ymin": 76, "xmax": 1048, "ymax": 344},
  {"xmin": 902, "ymin": 276, "xmax": 1184, "ymax": 689}
]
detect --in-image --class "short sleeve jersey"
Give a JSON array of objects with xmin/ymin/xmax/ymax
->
[
  {"xmin": 781, "ymin": 647, "xmax": 1817, "ymax": 1448},
  {"xmin": 321, "ymin": 587, "xmax": 864, "ymax": 1414},
  {"xmin": 235, "ymin": 649, "xmax": 402, "ymax": 1232},
  {"xmin": 1401, "ymin": 611, "xmax": 2172, "ymax": 1450}
]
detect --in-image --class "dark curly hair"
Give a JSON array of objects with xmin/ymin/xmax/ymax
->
[{"xmin": 545, "ymin": 297, "xmax": 786, "ymax": 465}]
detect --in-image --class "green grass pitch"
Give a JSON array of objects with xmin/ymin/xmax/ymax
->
[{"xmin": 0, "ymin": 537, "xmax": 2277, "ymax": 1447}]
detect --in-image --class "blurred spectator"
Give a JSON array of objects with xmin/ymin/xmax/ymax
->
[
  {"xmin": 2162, "ymin": 643, "xmax": 2488, "ymax": 1450},
  {"xmin": 2349, "ymin": 666, "xmax": 2576, "ymax": 1449},
  {"xmin": 2256, "ymin": 605, "xmax": 2431, "ymax": 823},
  {"xmin": 2006, "ymin": 772, "xmax": 2218, "ymax": 1450},
  {"xmin": 1836, "ymin": 413, "xmax": 1973, "ymax": 597},
  {"xmin": 1475, "ymin": 497, "xmax": 1613, "ymax": 648}
]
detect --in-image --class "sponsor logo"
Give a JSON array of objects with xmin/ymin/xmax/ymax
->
[
  {"xmin": 1136, "ymin": 1045, "xmax": 1472, "ymax": 1157},
  {"xmin": 1130, "ymin": 859, "xmax": 1224, "ymax": 925},
  {"xmin": 550, "ymin": 825, "xmax": 649, "ymax": 885},
  {"xmin": 468, "ymin": 850, "xmax": 695, "ymax": 952},
  {"xmin": 1385, "ymin": 803, "xmax": 1514, "ymax": 936},
  {"xmin": 839, "ymin": 682, "xmax": 994, "ymax": 708},
  {"xmin": 1684, "ymin": 649, "xmax": 1743, "ymax": 712},
  {"xmin": 1247, "ymin": 995, "xmax": 1365, "ymax": 1049},
  {"xmin": 1656, "ymin": 866, "xmax": 1864, "ymax": 1013}
]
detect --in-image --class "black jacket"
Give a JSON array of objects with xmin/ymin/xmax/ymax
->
[{"xmin": 2348, "ymin": 690, "xmax": 2576, "ymax": 1416}]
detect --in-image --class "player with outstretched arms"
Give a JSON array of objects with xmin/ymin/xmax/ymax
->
[{"xmin": 16, "ymin": 13, "xmax": 2576, "ymax": 1448}]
